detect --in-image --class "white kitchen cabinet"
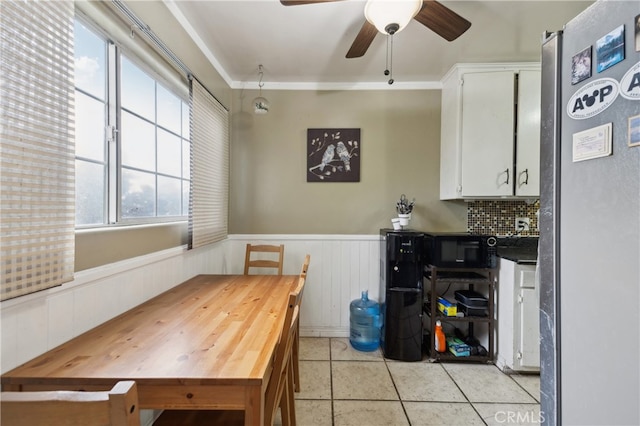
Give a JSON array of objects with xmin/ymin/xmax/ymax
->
[
  {"xmin": 440, "ymin": 64, "xmax": 541, "ymax": 200},
  {"xmin": 515, "ymin": 70, "xmax": 541, "ymax": 197},
  {"xmin": 496, "ymin": 258, "xmax": 540, "ymax": 372}
]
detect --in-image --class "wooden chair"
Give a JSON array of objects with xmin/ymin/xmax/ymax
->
[
  {"xmin": 292, "ymin": 254, "xmax": 310, "ymax": 392},
  {"xmin": 244, "ymin": 244, "xmax": 285, "ymax": 275},
  {"xmin": 299, "ymin": 254, "xmax": 310, "ymax": 279},
  {"xmin": 265, "ymin": 282, "xmax": 304, "ymax": 426},
  {"xmin": 1, "ymin": 381, "xmax": 140, "ymax": 426},
  {"xmin": 154, "ymin": 281, "xmax": 306, "ymax": 426}
]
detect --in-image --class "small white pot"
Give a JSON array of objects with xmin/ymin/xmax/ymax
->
[{"xmin": 398, "ymin": 213, "xmax": 411, "ymax": 226}]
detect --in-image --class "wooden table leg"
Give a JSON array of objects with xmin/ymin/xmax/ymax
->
[{"xmin": 244, "ymin": 386, "xmax": 264, "ymax": 426}]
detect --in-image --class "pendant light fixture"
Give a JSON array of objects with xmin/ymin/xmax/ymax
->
[{"xmin": 253, "ymin": 64, "xmax": 269, "ymax": 115}]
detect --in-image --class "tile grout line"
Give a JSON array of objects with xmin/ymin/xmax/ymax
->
[
  {"xmin": 297, "ymin": 337, "xmax": 335, "ymax": 425},
  {"xmin": 506, "ymin": 372, "xmax": 541, "ymax": 403},
  {"xmin": 382, "ymin": 356, "xmax": 413, "ymax": 425},
  {"xmin": 439, "ymin": 363, "xmax": 490, "ymax": 425},
  {"xmin": 329, "ymin": 337, "xmax": 335, "ymax": 426}
]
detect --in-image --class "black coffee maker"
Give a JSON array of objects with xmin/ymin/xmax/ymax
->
[{"xmin": 379, "ymin": 229, "xmax": 424, "ymax": 361}]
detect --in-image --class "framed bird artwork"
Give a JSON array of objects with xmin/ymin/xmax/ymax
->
[{"xmin": 307, "ymin": 128, "xmax": 360, "ymax": 182}]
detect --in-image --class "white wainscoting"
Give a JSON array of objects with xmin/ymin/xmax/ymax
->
[
  {"xmin": 0, "ymin": 241, "xmax": 228, "ymax": 426},
  {"xmin": 228, "ymin": 235, "xmax": 381, "ymax": 338},
  {"xmin": 0, "ymin": 242, "xmax": 226, "ymax": 374}
]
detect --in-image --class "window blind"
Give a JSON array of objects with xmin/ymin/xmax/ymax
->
[
  {"xmin": 0, "ymin": 0, "xmax": 75, "ymax": 300},
  {"xmin": 189, "ymin": 78, "xmax": 229, "ymax": 248}
]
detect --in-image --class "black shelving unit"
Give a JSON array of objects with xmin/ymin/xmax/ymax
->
[{"xmin": 424, "ymin": 266, "xmax": 496, "ymax": 362}]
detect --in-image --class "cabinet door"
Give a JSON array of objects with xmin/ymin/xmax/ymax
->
[
  {"xmin": 518, "ymin": 287, "xmax": 540, "ymax": 369},
  {"xmin": 515, "ymin": 70, "xmax": 541, "ymax": 197},
  {"xmin": 440, "ymin": 71, "xmax": 463, "ymax": 199},
  {"xmin": 460, "ymin": 71, "xmax": 515, "ymax": 197}
]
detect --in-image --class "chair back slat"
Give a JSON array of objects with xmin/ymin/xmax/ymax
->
[{"xmin": 244, "ymin": 244, "xmax": 285, "ymax": 275}]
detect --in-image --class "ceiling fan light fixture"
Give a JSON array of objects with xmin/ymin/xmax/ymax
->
[
  {"xmin": 252, "ymin": 64, "xmax": 269, "ymax": 115},
  {"xmin": 364, "ymin": 0, "xmax": 422, "ymax": 35}
]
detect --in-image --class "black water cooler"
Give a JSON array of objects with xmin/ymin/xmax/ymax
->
[{"xmin": 379, "ymin": 230, "xmax": 424, "ymax": 361}]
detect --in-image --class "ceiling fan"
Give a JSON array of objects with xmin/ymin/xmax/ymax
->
[{"xmin": 280, "ymin": 0, "xmax": 471, "ymax": 58}]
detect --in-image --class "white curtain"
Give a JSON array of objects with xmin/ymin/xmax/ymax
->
[
  {"xmin": 189, "ymin": 78, "xmax": 229, "ymax": 248},
  {"xmin": 0, "ymin": 0, "xmax": 76, "ymax": 300}
]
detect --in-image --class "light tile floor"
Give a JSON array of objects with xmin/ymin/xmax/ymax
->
[{"xmin": 286, "ymin": 337, "xmax": 540, "ymax": 426}]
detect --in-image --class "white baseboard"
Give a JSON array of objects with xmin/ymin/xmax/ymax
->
[
  {"xmin": 300, "ymin": 326, "xmax": 350, "ymax": 338},
  {"xmin": 229, "ymin": 234, "xmax": 378, "ymax": 241}
]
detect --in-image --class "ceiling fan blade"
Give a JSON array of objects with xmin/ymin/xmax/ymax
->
[
  {"xmin": 346, "ymin": 20, "xmax": 378, "ymax": 58},
  {"xmin": 413, "ymin": 0, "xmax": 471, "ymax": 42},
  {"xmin": 280, "ymin": 0, "xmax": 343, "ymax": 5}
]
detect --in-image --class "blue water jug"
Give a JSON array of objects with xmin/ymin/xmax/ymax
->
[{"xmin": 349, "ymin": 290, "xmax": 382, "ymax": 352}]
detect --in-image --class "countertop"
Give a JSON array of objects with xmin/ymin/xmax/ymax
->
[{"xmin": 496, "ymin": 237, "xmax": 539, "ymax": 265}]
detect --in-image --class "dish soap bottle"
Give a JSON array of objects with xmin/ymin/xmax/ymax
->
[{"xmin": 435, "ymin": 320, "xmax": 446, "ymax": 353}]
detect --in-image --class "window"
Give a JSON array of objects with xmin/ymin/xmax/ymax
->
[
  {"xmin": 1, "ymin": 0, "xmax": 226, "ymax": 300},
  {"xmin": 74, "ymin": 18, "xmax": 190, "ymax": 227},
  {"xmin": 74, "ymin": 20, "xmax": 107, "ymax": 226}
]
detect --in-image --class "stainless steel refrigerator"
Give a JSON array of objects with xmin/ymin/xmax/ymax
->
[{"xmin": 540, "ymin": 1, "xmax": 640, "ymax": 425}]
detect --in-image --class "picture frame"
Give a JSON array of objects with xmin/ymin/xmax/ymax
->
[
  {"xmin": 596, "ymin": 25, "xmax": 625, "ymax": 73},
  {"xmin": 307, "ymin": 128, "xmax": 360, "ymax": 182},
  {"xmin": 571, "ymin": 46, "xmax": 592, "ymax": 85},
  {"xmin": 629, "ymin": 114, "xmax": 640, "ymax": 147},
  {"xmin": 635, "ymin": 14, "xmax": 640, "ymax": 52}
]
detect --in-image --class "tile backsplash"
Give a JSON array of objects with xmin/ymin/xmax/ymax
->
[{"xmin": 467, "ymin": 200, "xmax": 540, "ymax": 237}]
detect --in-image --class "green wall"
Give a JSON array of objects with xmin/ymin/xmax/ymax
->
[
  {"xmin": 229, "ymin": 89, "xmax": 467, "ymax": 234},
  {"xmin": 75, "ymin": 1, "xmax": 467, "ymax": 271}
]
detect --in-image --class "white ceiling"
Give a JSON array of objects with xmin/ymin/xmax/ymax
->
[{"xmin": 165, "ymin": 0, "xmax": 594, "ymax": 89}]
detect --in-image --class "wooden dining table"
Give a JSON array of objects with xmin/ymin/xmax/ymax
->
[{"xmin": 1, "ymin": 274, "xmax": 299, "ymax": 426}]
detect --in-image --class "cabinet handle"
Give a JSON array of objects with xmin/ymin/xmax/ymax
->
[
  {"xmin": 500, "ymin": 168, "xmax": 510, "ymax": 185},
  {"xmin": 518, "ymin": 169, "xmax": 529, "ymax": 186}
]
